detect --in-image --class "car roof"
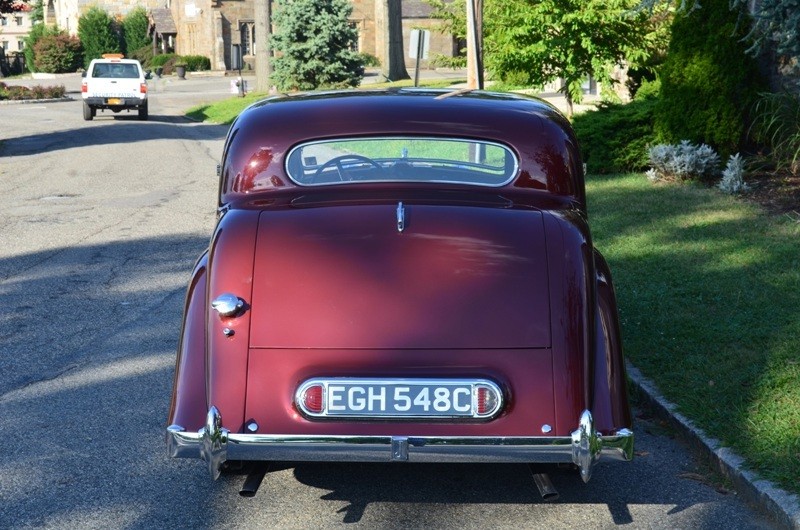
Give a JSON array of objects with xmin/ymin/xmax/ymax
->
[{"xmin": 220, "ymin": 89, "xmax": 585, "ymax": 208}]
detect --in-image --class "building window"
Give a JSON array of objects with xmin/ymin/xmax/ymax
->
[
  {"xmin": 240, "ymin": 21, "xmax": 254, "ymax": 56},
  {"xmin": 1, "ymin": 17, "xmax": 8, "ymax": 26},
  {"xmin": 15, "ymin": 16, "xmax": 23, "ymax": 26},
  {"xmin": 18, "ymin": 40, "xmax": 24, "ymax": 50},
  {"xmin": 1, "ymin": 41, "xmax": 8, "ymax": 50}
]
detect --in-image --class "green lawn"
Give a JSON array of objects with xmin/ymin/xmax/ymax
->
[{"xmin": 587, "ymin": 173, "xmax": 800, "ymax": 494}]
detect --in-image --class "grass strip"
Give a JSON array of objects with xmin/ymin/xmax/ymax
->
[{"xmin": 587, "ymin": 173, "xmax": 800, "ymax": 495}]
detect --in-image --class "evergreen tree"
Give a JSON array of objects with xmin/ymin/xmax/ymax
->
[
  {"xmin": 271, "ymin": 0, "xmax": 364, "ymax": 91},
  {"xmin": 123, "ymin": 7, "xmax": 150, "ymax": 55},
  {"xmin": 78, "ymin": 6, "xmax": 121, "ymax": 67},
  {"xmin": 655, "ymin": 0, "xmax": 764, "ymax": 156}
]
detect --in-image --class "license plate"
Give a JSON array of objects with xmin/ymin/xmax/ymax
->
[
  {"xmin": 107, "ymin": 98, "xmax": 122, "ymax": 105},
  {"xmin": 296, "ymin": 378, "xmax": 503, "ymax": 419}
]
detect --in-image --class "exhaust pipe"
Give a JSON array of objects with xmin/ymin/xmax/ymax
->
[
  {"xmin": 529, "ymin": 465, "xmax": 559, "ymax": 501},
  {"xmin": 239, "ymin": 462, "xmax": 270, "ymax": 497}
]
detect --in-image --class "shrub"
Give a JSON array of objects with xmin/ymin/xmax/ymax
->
[
  {"xmin": 358, "ymin": 53, "xmax": 381, "ymax": 68},
  {"xmin": 33, "ymin": 34, "xmax": 82, "ymax": 73},
  {"xmin": 654, "ymin": 0, "xmax": 764, "ymax": 158},
  {"xmin": 128, "ymin": 46, "xmax": 154, "ymax": 69},
  {"xmin": 272, "ymin": 0, "xmax": 364, "ymax": 90},
  {"xmin": 23, "ymin": 23, "xmax": 61, "ymax": 73},
  {"xmin": 718, "ymin": 153, "xmax": 748, "ymax": 194},
  {"xmin": 122, "ymin": 7, "xmax": 150, "ymax": 55},
  {"xmin": 0, "ymin": 83, "xmax": 65, "ymax": 100},
  {"xmin": 646, "ymin": 141, "xmax": 721, "ymax": 182},
  {"xmin": 572, "ymin": 97, "xmax": 658, "ymax": 174},
  {"xmin": 150, "ymin": 53, "xmax": 177, "ymax": 68},
  {"xmin": 182, "ymin": 55, "xmax": 211, "ymax": 72},
  {"xmin": 750, "ymin": 91, "xmax": 800, "ymax": 175},
  {"xmin": 78, "ymin": 6, "xmax": 121, "ymax": 67}
]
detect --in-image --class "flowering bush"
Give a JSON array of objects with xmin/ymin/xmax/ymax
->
[
  {"xmin": 718, "ymin": 153, "xmax": 749, "ymax": 194},
  {"xmin": 646, "ymin": 140, "xmax": 721, "ymax": 182},
  {"xmin": 0, "ymin": 83, "xmax": 66, "ymax": 101}
]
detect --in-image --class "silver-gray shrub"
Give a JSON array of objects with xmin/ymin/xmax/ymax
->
[
  {"xmin": 718, "ymin": 153, "xmax": 748, "ymax": 194},
  {"xmin": 647, "ymin": 140, "xmax": 720, "ymax": 182}
]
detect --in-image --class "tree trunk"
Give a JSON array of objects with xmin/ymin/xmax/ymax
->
[
  {"xmin": 376, "ymin": 0, "xmax": 409, "ymax": 81},
  {"xmin": 255, "ymin": 0, "xmax": 272, "ymax": 92}
]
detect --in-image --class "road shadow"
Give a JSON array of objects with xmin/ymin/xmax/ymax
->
[{"xmin": 0, "ymin": 120, "xmax": 227, "ymax": 157}]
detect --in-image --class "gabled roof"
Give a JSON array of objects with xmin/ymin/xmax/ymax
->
[{"xmin": 150, "ymin": 8, "xmax": 177, "ymax": 35}]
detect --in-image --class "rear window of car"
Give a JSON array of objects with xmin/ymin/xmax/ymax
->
[
  {"xmin": 285, "ymin": 137, "xmax": 518, "ymax": 187},
  {"xmin": 91, "ymin": 63, "xmax": 140, "ymax": 79}
]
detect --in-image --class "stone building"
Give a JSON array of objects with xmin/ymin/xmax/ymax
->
[
  {"xmin": 0, "ymin": 2, "xmax": 33, "ymax": 55},
  {"xmin": 36, "ymin": 0, "xmax": 455, "ymax": 72},
  {"xmin": 167, "ymin": 0, "xmax": 456, "ymax": 71},
  {"xmin": 45, "ymin": 0, "xmax": 162, "ymax": 35}
]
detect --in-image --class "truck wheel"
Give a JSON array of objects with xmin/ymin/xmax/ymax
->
[
  {"xmin": 138, "ymin": 101, "xmax": 148, "ymax": 121},
  {"xmin": 83, "ymin": 102, "xmax": 94, "ymax": 121}
]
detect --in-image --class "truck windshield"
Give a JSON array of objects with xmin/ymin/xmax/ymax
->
[{"xmin": 92, "ymin": 63, "xmax": 139, "ymax": 79}]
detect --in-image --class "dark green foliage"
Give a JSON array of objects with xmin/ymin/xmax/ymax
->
[
  {"xmin": 33, "ymin": 33, "xmax": 82, "ymax": 73},
  {"xmin": 23, "ymin": 23, "xmax": 60, "ymax": 73},
  {"xmin": 655, "ymin": 0, "xmax": 764, "ymax": 157},
  {"xmin": 78, "ymin": 6, "xmax": 121, "ymax": 67},
  {"xmin": 572, "ymin": 96, "xmax": 658, "ymax": 174},
  {"xmin": 122, "ymin": 7, "xmax": 150, "ymax": 55},
  {"xmin": 751, "ymin": 91, "xmax": 800, "ymax": 174},
  {"xmin": 272, "ymin": 0, "xmax": 364, "ymax": 90},
  {"xmin": 129, "ymin": 46, "xmax": 154, "ymax": 68},
  {"xmin": 182, "ymin": 55, "xmax": 211, "ymax": 71},
  {"xmin": 150, "ymin": 53, "xmax": 177, "ymax": 68},
  {"xmin": 30, "ymin": 0, "xmax": 44, "ymax": 23}
]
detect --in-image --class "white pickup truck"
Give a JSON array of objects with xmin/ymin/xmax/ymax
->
[{"xmin": 81, "ymin": 54, "xmax": 149, "ymax": 121}]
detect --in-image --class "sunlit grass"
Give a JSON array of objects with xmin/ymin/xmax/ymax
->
[{"xmin": 588, "ymin": 173, "xmax": 800, "ymax": 494}]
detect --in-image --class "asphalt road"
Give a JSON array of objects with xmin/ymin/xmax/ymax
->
[{"xmin": 0, "ymin": 84, "xmax": 779, "ymax": 529}]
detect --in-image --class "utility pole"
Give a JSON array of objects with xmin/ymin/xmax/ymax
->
[
  {"xmin": 466, "ymin": 0, "xmax": 483, "ymax": 89},
  {"xmin": 254, "ymin": 0, "xmax": 272, "ymax": 93}
]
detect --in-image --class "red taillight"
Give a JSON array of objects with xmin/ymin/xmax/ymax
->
[
  {"xmin": 302, "ymin": 384, "xmax": 324, "ymax": 414},
  {"xmin": 81, "ymin": 82, "xmax": 87, "ymax": 93},
  {"xmin": 476, "ymin": 385, "xmax": 499, "ymax": 416},
  {"xmin": 140, "ymin": 83, "xmax": 147, "ymax": 94}
]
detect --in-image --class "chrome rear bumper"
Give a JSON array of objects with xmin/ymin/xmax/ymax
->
[{"xmin": 166, "ymin": 407, "xmax": 633, "ymax": 482}]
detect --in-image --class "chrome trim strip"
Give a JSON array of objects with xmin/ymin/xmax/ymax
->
[{"xmin": 167, "ymin": 408, "xmax": 634, "ymax": 481}]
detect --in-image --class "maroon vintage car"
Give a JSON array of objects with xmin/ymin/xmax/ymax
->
[{"xmin": 166, "ymin": 89, "xmax": 633, "ymax": 497}]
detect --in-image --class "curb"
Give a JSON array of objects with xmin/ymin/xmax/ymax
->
[
  {"xmin": 627, "ymin": 362, "xmax": 800, "ymax": 529},
  {"xmin": 0, "ymin": 96, "xmax": 74, "ymax": 106}
]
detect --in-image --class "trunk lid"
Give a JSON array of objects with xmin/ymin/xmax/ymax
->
[{"xmin": 249, "ymin": 202, "xmax": 550, "ymax": 349}]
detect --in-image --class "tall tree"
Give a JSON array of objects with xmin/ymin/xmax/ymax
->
[
  {"xmin": 375, "ymin": 0, "xmax": 409, "ymax": 81},
  {"xmin": 271, "ymin": 0, "xmax": 364, "ymax": 90},
  {"xmin": 122, "ymin": 7, "xmax": 150, "ymax": 55},
  {"xmin": 485, "ymin": 0, "xmax": 648, "ymax": 116},
  {"xmin": 78, "ymin": 6, "xmax": 121, "ymax": 67},
  {"xmin": 655, "ymin": 0, "xmax": 763, "ymax": 156}
]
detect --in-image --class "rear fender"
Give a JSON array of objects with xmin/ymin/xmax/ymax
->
[
  {"xmin": 167, "ymin": 252, "xmax": 209, "ymax": 431},
  {"xmin": 591, "ymin": 249, "xmax": 632, "ymax": 433}
]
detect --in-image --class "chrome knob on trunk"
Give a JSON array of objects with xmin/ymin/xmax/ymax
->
[{"xmin": 211, "ymin": 293, "xmax": 245, "ymax": 317}]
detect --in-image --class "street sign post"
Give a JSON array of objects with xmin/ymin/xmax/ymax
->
[{"xmin": 409, "ymin": 29, "xmax": 430, "ymax": 87}]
